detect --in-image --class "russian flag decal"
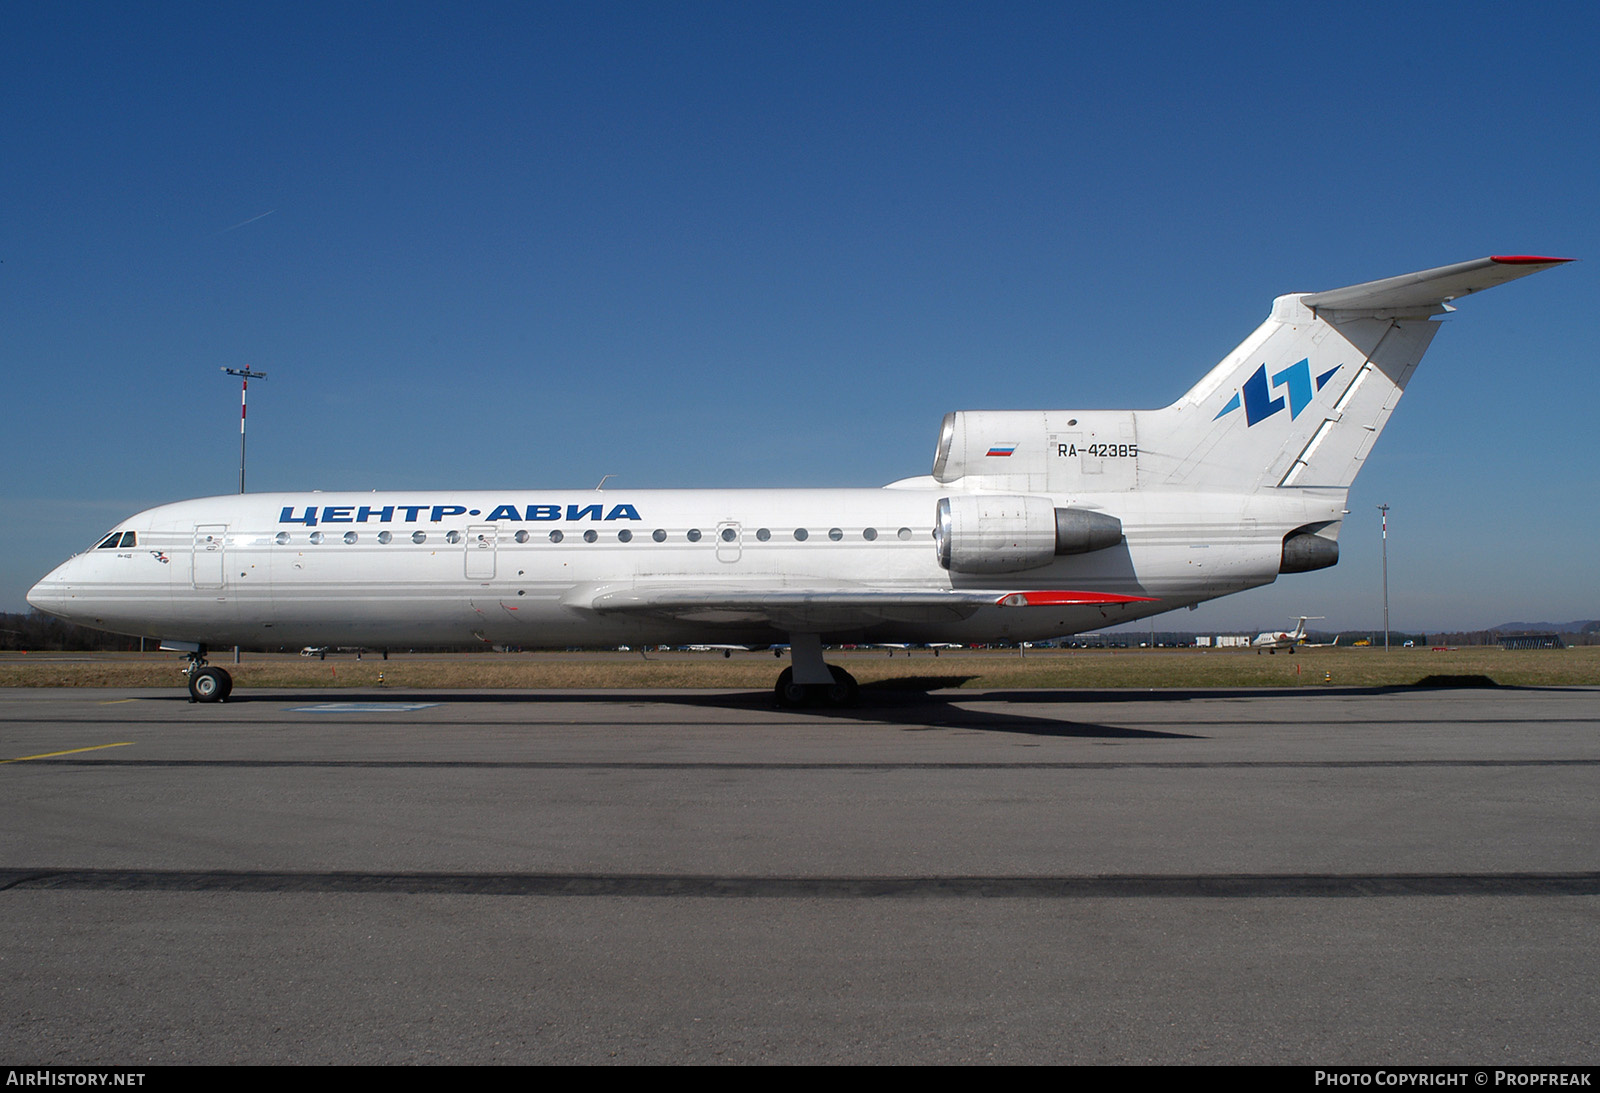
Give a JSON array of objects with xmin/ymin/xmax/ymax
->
[{"xmin": 986, "ymin": 444, "xmax": 1018, "ymax": 457}]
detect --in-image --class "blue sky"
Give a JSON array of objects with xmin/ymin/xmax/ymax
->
[{"xmin": 4, "ymin": 2, "xmax": 1595, "ymax": 633}]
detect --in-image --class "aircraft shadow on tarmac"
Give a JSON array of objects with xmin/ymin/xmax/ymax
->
[
  {"xmin": 151, "ymin": 675, "xmax": 1568, "ymax": 742},
  {"xmin": 173, "ymin": 682, "xmax": 1203, "ymax": 740}
]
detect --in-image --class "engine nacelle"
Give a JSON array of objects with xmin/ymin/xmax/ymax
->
[
  {"xmin": 936, "ymin": 495, "xmax": 1123, "ymax": 574},
  {"xmin": 1280, "ymin": 526, "xmax": 1339, "ymax": 573},
  {"xmin": 1053, "ymin": 506, "xmax": 1126, "ymax": 556}
]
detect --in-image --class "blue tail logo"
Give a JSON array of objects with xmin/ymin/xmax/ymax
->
[{"xmin": 1214, "ymin": 358, "xmax": 1340, "ymax": 426}]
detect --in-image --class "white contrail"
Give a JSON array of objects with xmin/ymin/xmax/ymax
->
[{"xmin": 215, "ymin": 209, "xmax": 277, "ymax": 235}]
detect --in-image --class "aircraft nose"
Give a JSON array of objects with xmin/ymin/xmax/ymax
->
[{"xmin": 26, "ymin": 565, "xmax": 71, "ymax": 616}]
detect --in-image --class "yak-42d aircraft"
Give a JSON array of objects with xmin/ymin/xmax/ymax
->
[{"xmin": 28, "ymin": 255, "xmax": 1571, "ymax": 706}]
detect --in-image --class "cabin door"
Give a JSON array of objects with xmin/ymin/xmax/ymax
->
[
  {"xmin": 465, "ymin": 524, "xmax": 497, "ymax": 580},
  {"xmin": 192, "ymin": 525, "xmax": 228, "ymax": 590},
  {"xmin": 715, "ymin": 521, "xmax": 742, "ymax": 563}
]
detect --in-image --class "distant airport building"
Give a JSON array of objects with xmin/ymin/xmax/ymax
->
[{"xmin": 1497, "ymin": 633, "xmax": 1565, "ymax": 650}]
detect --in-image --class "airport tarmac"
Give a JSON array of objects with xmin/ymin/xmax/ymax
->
[{"xmin": 2, "ymin": 684, "xmax": 1597, "ymax": 1065}]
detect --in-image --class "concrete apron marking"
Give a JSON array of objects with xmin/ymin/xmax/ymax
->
[{"xmin": 288, "ymin": 702, "xmax": 441, "ymax": 713}]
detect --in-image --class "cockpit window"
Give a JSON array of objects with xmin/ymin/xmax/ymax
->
[{"xmin": 97, "ymin": 531, "xmax": 136, "ymax": 549}]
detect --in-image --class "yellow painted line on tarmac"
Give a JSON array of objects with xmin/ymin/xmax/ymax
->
[
  {"xmin": 98, "ymin": 698, "xmax": 139, "ymax": 705},
  {"xmin": 1, "ymin": 742, "xmax": 134, "ymax": 764}
]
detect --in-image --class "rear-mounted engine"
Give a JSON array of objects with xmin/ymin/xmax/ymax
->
[
  {"xmin": 1280, "ymin": 525, "xmax": 1339, "ymax": 573},
  {"xmin": 936, "ymin": 495, "xmax": 1123, "ymax": 574}
]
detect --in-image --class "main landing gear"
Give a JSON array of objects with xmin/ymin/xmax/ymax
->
[
  {"xmin": 183, "ymin": 648, "xmax": 233, "ymax": 703},
  {"xmin": 774, "ymin": 633, "xmax": 859, "ymax": 708},
  {"xmin": 773, "ymin": 664, "xmax": 859, "ymax": 707}
]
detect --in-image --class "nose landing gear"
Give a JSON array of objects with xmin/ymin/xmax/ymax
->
[{"xmin": 183, "ymin": 649, "xmax": 233, "ymax": 703}]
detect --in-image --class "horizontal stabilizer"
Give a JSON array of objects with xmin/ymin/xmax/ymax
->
[{"xmin": 1301, "ymin": 255, "xmax": 1572, "ymax": 314}]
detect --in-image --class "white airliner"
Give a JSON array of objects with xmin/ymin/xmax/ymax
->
[
  {"xmin": 1251, "ymin": 616, "xmax": 1322, "ymax": 654},
  {"xmin": 28, "ymin": 256, "xmax": 1570, "ymax": 705}
]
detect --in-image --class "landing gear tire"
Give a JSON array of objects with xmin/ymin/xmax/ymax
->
[
  {"xmin": 824, "ymin": 665, "xmax": 859, "ymax": 707},
  {"xmin": 774, "ymin": 667, "xmax": 809, "ymax": 707},
  {"xmin": 188, "ymin": 665, "xmax": 232, "ymax": 703},
  {"xmin": 773, "ymin": 665, "xmax": 859, "ymax": 708}
]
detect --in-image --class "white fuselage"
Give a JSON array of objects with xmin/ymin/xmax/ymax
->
[{"xmin": 26, "ymin": 484, "xmax": 1342, "ymax": 650}]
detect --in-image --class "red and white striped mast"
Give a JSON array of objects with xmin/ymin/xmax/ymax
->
[
  {"xmin": 1377, "ymin": 503, "xmax": 1390, "ymax": 652},
  {"xmin": 221, "ymin": 366, "xmax": 267, "ymax": 493}
]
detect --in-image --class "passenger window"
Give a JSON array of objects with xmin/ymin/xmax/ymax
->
[
  {"xmin": 652, "ymin": 529, "xmax": 666, "ymax": 542},
  {"xmin": 514, "ymin": 530, "xmax": 529, "ymax": 544},
  {"xmin": 720, "ymin": 527, "xmax": 737, "ymax": 542},
  {"xmin": 343, "ymin": 531, "xmax": 358, "ymax": 544},
  {"xmin": 583, "ymin": 529, "xmax": 598, "ymax": 543},
  {"xmin": 378, "ymin": 531, "xmax": 393, "ymax": 544},
  {"xmin": 862, "ymin": 528, "xmax": 877, "ymax": 541},
  {"xmin": 687, "ymin": 528, "xmax": 702, "ymax": 542},
  {"xmin": 309, "ymin": 532, "xmax": 324, "ymax": 545},
  {"xmin": 275, "ymin": 531, "xmax": 290, "ymax": 545},
  {"xmin": 828, "ymin": 528, "xmax": 843, "ymax": 541},
  {"xmin": 445, "ymin": 530, "xmax": 463, "ymax": 544},
  {"xmin": 618, "ymin": 529, "xmax": 633, "ymax": 543},
  {"xmin": 549, "ymin": 530, "xmax": 564, "ymax": 543},
  {"xmin": 793, "ymin": 528, "xmax": 809, "ymax": 541},
  {"xmin": 897, "ymin": 527, "xmax": 912, "ymax": 540},
  {"xmin": 756, "ymin": 528, "xmax": 771, "ymax": 541},
  {"xmin": 412, "ymin": 531, "xmax": 427, "ymax": 544}
]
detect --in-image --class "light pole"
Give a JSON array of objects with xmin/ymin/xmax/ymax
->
[
  {"xmin": 221, "ymin": 367, "xmax": 266, "ymax": 665},
  {"xmin": 221, "ymin": 366, "xmax": 267, "ymax": 493},
  {"xmin": 1377, "ymin": 503, "xmax": 1390, "ymax": 652}
]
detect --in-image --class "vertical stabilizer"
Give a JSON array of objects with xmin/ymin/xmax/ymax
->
[{"xmin": 1137, "ymin": 256, "xmax": 1570, "ymax": 493}]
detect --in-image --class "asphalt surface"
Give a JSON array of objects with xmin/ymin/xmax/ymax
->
[{"xmin": 2, "ymin": 684, "xmax": 1597, "ymax": 1064}]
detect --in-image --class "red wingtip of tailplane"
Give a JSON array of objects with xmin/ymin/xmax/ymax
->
[{"xmin": 1490, "ymin": 255, "xmax": 1575, "ymax": 264}]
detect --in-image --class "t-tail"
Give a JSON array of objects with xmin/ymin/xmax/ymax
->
[
  {"xmin": 1148, "ymin": 255, "xmax": 1572, "ymax": 492},
  {"xmin": 932, "ymin": 256, "xmax": 1571, "ymax": 497}
]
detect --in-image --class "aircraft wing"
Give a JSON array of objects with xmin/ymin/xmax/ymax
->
[
  {"xmin": 570, "ymin": 584, "xmax": 1154, "ymax": 632},
  {"xmin": 1301, "ymin": 255, "xmax": 1572, "ymax": 314}
]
